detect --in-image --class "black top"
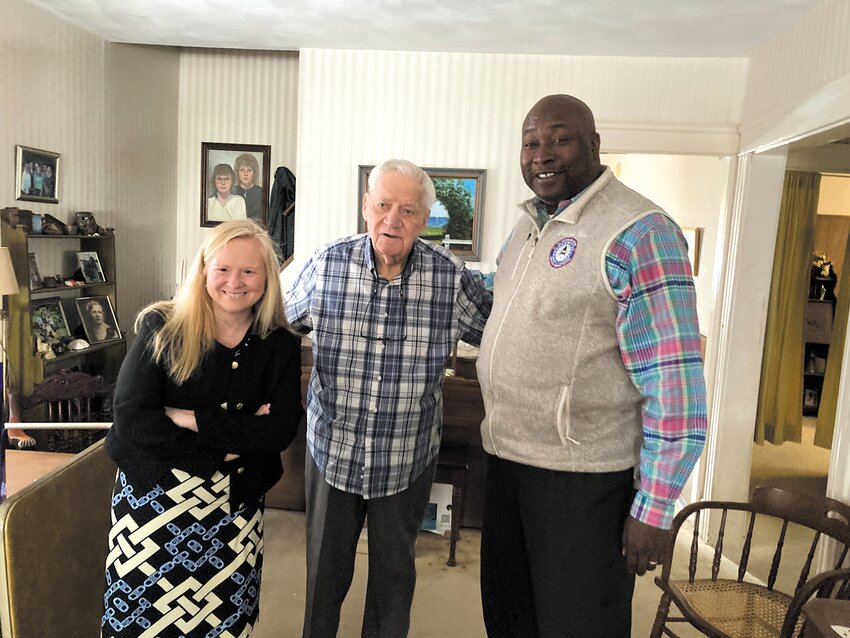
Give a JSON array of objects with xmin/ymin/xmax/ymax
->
[{"xmin": 105, "ymin": 312, "xmax": 304, "ymax": 507}]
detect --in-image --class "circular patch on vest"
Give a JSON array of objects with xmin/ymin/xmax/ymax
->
[{"xmin": 549, "ymin": 237, "xmax": 578, "ymax": 268}]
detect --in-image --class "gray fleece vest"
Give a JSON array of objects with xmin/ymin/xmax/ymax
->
[{"xmin": 477, "ymin": 169, "xmax": 668, "ymax": 472}]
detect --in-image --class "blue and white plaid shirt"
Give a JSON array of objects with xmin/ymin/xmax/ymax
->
[{"xmin": 285, "ymin": 234, "xmax": 492, "ymax": 498}]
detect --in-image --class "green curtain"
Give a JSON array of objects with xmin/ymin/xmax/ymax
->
[
  {"xmin": 754, "ymin": 171, "xmax": 820, "ymax": 445},
  {"xmin": 814, "ymin": 229, "xmax": 850, "ymax": 448}
]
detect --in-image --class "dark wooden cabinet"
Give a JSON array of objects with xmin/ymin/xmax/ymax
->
[
  {"xmin": 803, "ymin": 299, "xmax": 834, "ymax": 415},
  {"xmin": 266, "ymin": 344, "xmax": 488, "ymax": 528}
]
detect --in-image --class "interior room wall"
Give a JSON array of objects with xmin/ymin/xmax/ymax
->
[
  {"xmin": 174, "ymin": 48, "xmax": 299, "ymax": 284},
  {"xmin": 1, "ymin": 0, "xmax": 180, "ymax": 337},
  {"xmin": 818, "ymin": 174, "xmax": 850, "ymax": 216},
  {"xmin": 602, "ymin": 154, "xmax": 730, "ymax": 335},
  {"xmin": 290, "ymin": 48, "xmax": 746, "ymax": 285}
]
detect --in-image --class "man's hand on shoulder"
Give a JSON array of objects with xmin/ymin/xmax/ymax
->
[{"xmin": 622, "ymin": 515, "xmax": 669, "ymax": 576}]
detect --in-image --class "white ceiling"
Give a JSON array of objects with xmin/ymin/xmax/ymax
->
[{"xmin": 31, "ymin": 0, "xmax": 823, "ymax": 57}]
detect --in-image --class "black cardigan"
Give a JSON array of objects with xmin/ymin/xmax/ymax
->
[{"xmin": 105, "ymin": 313, "xmax": 304, "ymax": 507}]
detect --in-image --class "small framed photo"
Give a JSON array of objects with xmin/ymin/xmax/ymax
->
[
  {"xmin": 77, "ymin": 251, "xmax": 106, "ymax": 283},
  {"xmin": 28, "ymin": 253, "xmax": 43, "ymax": 289},
  {"xmin": 31, "ymin": 297, "xmax": 71, "ymax": 346},
  {"xmin": 358, "ymin": 165, "xmax": 487, "ymax": 261},
  {"xmin": 681, "ymin": 227, "xmax": 704, "ymax": 276},
  {"xmin": 200, "ymin": 142, "xmax": 271, "ymax": 227},
  {"xmin": 76, "ymin": 296, "xmax": 121, "ymax": 343},
  {"xmin": 16, "ymin": 145, "xmax": 60, "ymax": 204}
]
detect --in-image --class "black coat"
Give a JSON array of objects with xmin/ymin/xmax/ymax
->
[
  {"xmin": 105, "ymin": 312, "xmax": 304, "ymax": 507},
  {"xmin": 268, "ymin": 166, "xmax": 296, "ymax": 262}
]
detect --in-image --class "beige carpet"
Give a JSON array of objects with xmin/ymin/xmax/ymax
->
[{"xmin": 750, "ymin": 417, "xmax": 831, "ymax": 497}]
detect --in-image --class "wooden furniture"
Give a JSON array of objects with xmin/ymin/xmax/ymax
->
[
  {"xmin": 802, "ymin": 598, "xmax": 850, "ymax": 638},
  {"xmin": 434, "ymin": 441, "xmax": 470, "ymax": 566},
  {"xmin": 0, "ymin": 211, "xmax": 125, "ymax": 397},
  {"xmin": 0, "ymin": 439, "xmax": 116, "ymax": 638},
  {"xmin": 651, "ymin": 486, "xmax": 850, "ymax": 637},
  {"xmin": 266, "ymin": 343, "xmax": 488, "ymax": 529},
  {"xmin": 804, "ymin": 299, "xmax": 834, "ymax": 415},
  {"xmin": 9, "ymin": 370, "xmax": 114, "ymax": 453}
]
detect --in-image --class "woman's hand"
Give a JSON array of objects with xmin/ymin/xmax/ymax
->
[
  {"xmin": 255, "ymin": 403, "xmax": 271, "ymax": 416},
  {"xmin": 164, "ymin": 406, "xmax": 198, "ymax": 432},
  {"xmin": 222, "ymin": 404, "xmax": 270, "ymax": 462}
]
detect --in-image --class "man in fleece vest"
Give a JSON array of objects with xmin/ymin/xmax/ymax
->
[{"xmin": 477, "ymin": 94, "xmax": 707, "ymax": 637}]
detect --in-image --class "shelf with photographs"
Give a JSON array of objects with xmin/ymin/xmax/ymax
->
[
  {"xmin": 0, "ymin": 210, "xmax": 126, "ymax": 395},
  {"xmin": 803, "ymin": 299, "xmax": 834, "ymax": 416}
]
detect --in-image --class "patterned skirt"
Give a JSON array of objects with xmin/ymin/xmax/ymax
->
[{"xmin": 101, "ymin": 468, "xmax": 265, "ymax": 638}]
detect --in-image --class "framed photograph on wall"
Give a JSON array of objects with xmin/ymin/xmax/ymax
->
[
  {"xmin": 16, "ymin": 145, "xmax": 60, "ymax": 204},
  {"xmin": 200, "ymin": 142, "xmax": 271, "ymax": 227},
  {"xmin": 28, "ymin": 253, "xmax": 43, "ymax": 289},
  {"xmin": 357, "ymin": 165, "xmax": 486, "ymax": 261},
  {"xmin": 77, "ymin": 251, "xmax": 106, "ymax": 283},
  {"xmin": 75, "ymin": 296, "xmax": 121, "ymax": 343},
  {"xmin": 31, "ymin": 297, "xmax": 71, "ymax": 346}
]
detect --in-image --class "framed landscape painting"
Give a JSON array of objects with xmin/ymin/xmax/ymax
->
[{"xmin": 357, "ymin": 165, "xmax": 486, "ymax": 262}]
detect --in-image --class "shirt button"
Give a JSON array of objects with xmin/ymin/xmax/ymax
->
[
  {"xmin": 238, "ymin": 502, "xmax": 245, "ymax": 510},
  {"xmin": 236, "ymin": 402, "xmax": 244, "ymax": 410},
  {"xmin": 376, "ymin": 375, "xmax": 382, "ymax": 381},
  {"xmin": 231, "ymin": 361, "xmax": 239, "ymax": 370},
  {"xmin": 237, "ymin": 467, "xmax": 245, "ymax": 474},
  {"xmin": 221, "ymin": 402, "xmax": 228, "ymax": 409}
]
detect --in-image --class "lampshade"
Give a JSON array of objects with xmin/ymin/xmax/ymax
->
[{"xmin": 0, "ymin": 248, "xmax": 20, "ymax": 297}]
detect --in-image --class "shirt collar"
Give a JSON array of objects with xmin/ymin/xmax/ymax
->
[{"xmin": 358, "ymin": 234, "xmax": 419, "ymax": 283}]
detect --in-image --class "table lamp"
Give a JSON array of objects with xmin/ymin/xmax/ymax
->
[
  {"xmin": 0, "ymin": 248, "xmax": 32, "ymax": 455},
  {"xmin": 0, "ymin": 247, "xmax": 19, "ymax": 388}
]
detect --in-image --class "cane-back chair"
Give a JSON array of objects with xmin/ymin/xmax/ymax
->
[{"xmin": 651, "ymin": 486, "xmax": 850, "ymax": 638}]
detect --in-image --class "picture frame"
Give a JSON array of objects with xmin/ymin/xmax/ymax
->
[
  {"xmin": 357, "ymin": 165, "xmax": 487, "ymax": 262},
  {"xmin": 75, "ymin": 295, "xmax": 121, "ymax": 343},
  {"xmin": 682, "ymin": 226, "xmax": 704, "ymax": 276},
  {"xmin": 201, "ymin": 142, "xmax": 271, "ymax": 227},
  {"xmin": 31, "ymin": 296, "xmax": 71, "ymax": 346},
  {"xmin": 28, "ymin": 253, "xmax": 42, "ymax": 289},
  {"xmin": 76, "ymin": 251, "xmax": 106, "ymax": 284},
  {"xmin": 15, "ymin": 145, "xmax": 60, "ymax": 204}
]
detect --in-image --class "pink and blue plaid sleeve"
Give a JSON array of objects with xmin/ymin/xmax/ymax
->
[{"xmin": 607, "ymin": 213, "xmax": 707, "ymax": 529}]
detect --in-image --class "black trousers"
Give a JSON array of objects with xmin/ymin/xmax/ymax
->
[
  {"xmin": 480, "ymin": 455, "xmax": 636, "ymax": 638},
  {"xmin": 302, "ymin": 449, "xmax": 436, "ymax": 638}
]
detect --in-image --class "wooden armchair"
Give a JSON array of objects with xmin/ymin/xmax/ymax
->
[
  {"xmin": 9, "ymin": 369, "xmax": 114, "ymax": 454},
  {"xmin": 651, "ymin": 486, "xmax": 850, "ymax": 638}
]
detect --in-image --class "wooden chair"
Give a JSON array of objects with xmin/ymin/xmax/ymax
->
[
  {"xmin": 11, "ymin": 369, "xmax": 114, "ymax": 454},
  {"xmin": 651, "ymin": 486, "xmax": 850, "ymax": 637}
]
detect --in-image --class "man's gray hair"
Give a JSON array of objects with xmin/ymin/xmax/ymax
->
[{"xmin": 368, "ymin": 159, "xmax": 436, "ymax": 210}]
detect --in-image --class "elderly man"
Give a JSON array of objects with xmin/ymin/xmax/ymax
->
[
  {"xmin": 285, "ymin": 159, "xmax": 492, "ymax": 638},
  {"xmin": 477, "ymin": 94, "xmax": 707, "ymax": 637}
]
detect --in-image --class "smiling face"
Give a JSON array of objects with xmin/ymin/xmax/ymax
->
[
  {"xmin": 205, "ymin": 237, "xmax": 267, "ymax": 321},
  {"xmin": 520, "ymin": 95, "xmax": 603, "ymax": 211},
  {"xmin": 362, "ymin": 171, "xmax": 428, "ymax": 278}
]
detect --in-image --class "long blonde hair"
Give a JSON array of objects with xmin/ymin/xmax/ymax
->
[{"xmin": 137, "ymin": 219, "xmax": 287, "ymax": 384}]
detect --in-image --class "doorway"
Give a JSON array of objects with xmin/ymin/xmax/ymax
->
[{"xmin": 748, "ymin": 161, "xmax": 850, "ymax": 501}]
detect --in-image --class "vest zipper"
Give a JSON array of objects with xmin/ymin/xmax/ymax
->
[{"xmin": 509, "ymin": 232, "xmax": 535, "ymax": 279}]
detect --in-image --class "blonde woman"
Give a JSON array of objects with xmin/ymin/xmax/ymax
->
[{"xmin": 102, "ymin": 219, "xmax": 303, "ymax": 637}]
